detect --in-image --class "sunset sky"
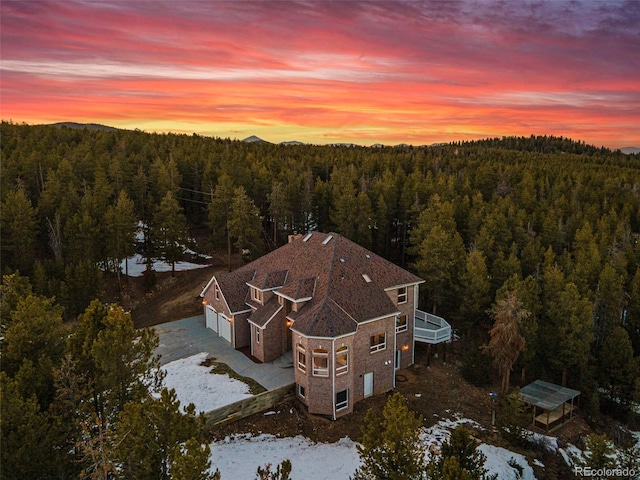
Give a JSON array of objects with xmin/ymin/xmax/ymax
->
[{"xmin": 2, "ymin": 0, "xmax": 638, "ymax": 148}]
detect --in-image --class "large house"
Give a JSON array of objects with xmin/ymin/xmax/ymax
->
[{"xmin": 200, "ymin": 232, "xmax": 451, "ymax": 419}]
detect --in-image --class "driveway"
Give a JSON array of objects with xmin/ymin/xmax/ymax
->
[{"xmin": 152, "ymin": 315, "xmax": 294, "ymax": 390}]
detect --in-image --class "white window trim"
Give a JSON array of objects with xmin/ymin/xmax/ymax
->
[
  {"xmin": 297, "ymin": 345, "xmax": 306, "ymax": 373},
  {"xmin": 214, "ymin": 284, "xmax": 220, "ymax": 301},
  {"xmin": 398, "ymin": 286, "xmax": 407, "ymax": 304},
  {"xmin": 335, "ymin": 346, "xmax": 348, "ymax": 375},
  {"xmin": 336, "ymin": 389, "xmax": 348, "ymax": 411},
  {"xmin": 312, "ymin": 349, "xmax": 329, "ymax": 377},
  {"xmin": 251, "ymin": 287, "xmax": 263, "ymax": 303},
  {"xmin": 370, "ymin": 333, "xmax": 386, "ymax": 353},
  {"xmin": 395, "ymin": 314, "xmax": 408, "ymax": 333},
  {"xmin": 255, "ymin": 327, "xmax": 260, "ymax": 344},
  {"xmin": 298, "ymin": 384, "xmax": 306, "ymax": 398}
]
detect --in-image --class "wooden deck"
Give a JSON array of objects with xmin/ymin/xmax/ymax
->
[{"xmin": 414, "ymin": 310, "xmax": 451, "ymax": 344}]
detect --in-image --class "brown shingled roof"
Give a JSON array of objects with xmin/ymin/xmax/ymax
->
[{"xmin": 203, "ymin": 232, "xmax": 423, "ymax": 337}]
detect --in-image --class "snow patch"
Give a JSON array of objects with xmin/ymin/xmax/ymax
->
[
  {"xmin": 160, "ymin": 352, "xmax": 252, "ymax": 412},
  {"xmin": 479, "ymin": 444, "xmax": 536, "ymax": 480},
  {"xmin": 208, "ymin": 435, "xmax": 361, "ymax": 479}
]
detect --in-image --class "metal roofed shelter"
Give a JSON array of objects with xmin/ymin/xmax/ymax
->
[{"xmin": 520, "ymin": 380, "xmax": 580, "ymax": 432}]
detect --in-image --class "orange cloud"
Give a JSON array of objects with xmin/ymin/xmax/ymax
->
[{"xmin": 1, "ymin": 0, "xmax": 638, "ymax": 148}]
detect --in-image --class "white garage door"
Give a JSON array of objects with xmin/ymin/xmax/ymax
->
[
  {"xmin": 218, "ymin": 314, "xmax": 232, "ymax": 343},
  {"xmin": 205, "ymin": 305, "xmax": 218, "ymax": 333}
]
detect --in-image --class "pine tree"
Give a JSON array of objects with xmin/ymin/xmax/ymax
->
[
  {"xmin": 228, "ymin": 186, "xmax": 264, "ymax": 262},
  {"xmin": 256, "ymin": 459, "xmax": 292, "ymax": 480},
  {"xmin": 597, "ymin": 326, "xmax": 638, "ymax": 409},
  {"xmin": 152, "ymin": 191, "xmax": 189, "ymax": 276},
  {"xmin": 352, "ymin": 392, "xmax": 426, "ymax": 480},
  {"xmin": 0, "ymin": 186, "xmax": 37, "ymax": 274},
  {"xmin": 114, "ymin": 388, "xmax": 203, "ymax": 480},
  {"xmin": 484, "ymin": 290, "xmax": 529, "ymax": 393},
  {"xmin": 171, "ymin": 438, "xmax": 221, "ymax": 480},
  {"xmin": 428, "ymin": 426, "xmax": 496, "ymax": 480},
  {"xmin": 208, "ymin": 173, "xmax": 236, "ymax": 270},
  {"xmin": 104, "ymin": 189, "xmax": 137, "ymax": 283}
]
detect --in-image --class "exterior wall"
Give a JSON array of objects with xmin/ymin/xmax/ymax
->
[
  {"xmin": 294, "ymin": 317, "xmax": 396, "ymax": 419},
  {"xmin": 254, "ymin": 310, "xmax": 286, "ymax": 363},
  {"xmin": 351, "ymin": 316, "xmax": 396, "ymax": 404},
  {"xmin": 386, "ymin": 284, "xmax": 417, "ymax": 370},
  {"xmin": 293, "ymin": 333, "xmax": 357, "ymax": 418},
  {"xmin": 251, "ymin": 324, "xmax": 265, "ymax": 360},
  {"xmin": 202, "ymin": 280, "xmax": 230, "ymax": 320},
  {"xmin": 234, "ymin": 311, "xmax": 251, "ymax": 349}
]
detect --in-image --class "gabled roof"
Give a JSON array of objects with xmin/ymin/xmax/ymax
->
[{"xmin": 203, "ymin": 232, "xmax": 423, "ymax": 338}]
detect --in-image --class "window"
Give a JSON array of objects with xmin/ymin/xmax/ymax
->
[
  {"xmin": 312, "ymin": 348, "xmax": 329, "ymax": 376},
  {"xmin": 370, "ymin": 333, "xmax": 386, "ymax": 353},
  {"xmin": 255, "ymin": 327, "xmax": 260, "ymax": 344},
  {"xmin": 214, "ymin": 284, "xmax": 220, "ymax": 301},
  {"xmin": 336, "ymin": 389, "xmax": 348, "ymax": 411},
  {"xmin": 251, "ymin": 287, "xmax": 263, "ymax": 303},
  {"xmin": 297, "ymin": 345, "xmax": 306, "ymax": 372},
  {"xmin": 335, "ymin": 346, "xmax": 348, "ymax": 375},
  {"xmin": 397, "ymin": 286, "xmax": 407, "ymax": 304},
  {"xmin": 298, "ymin": 385, "xmax": 305, "ymax": 398},
  {"xmin": 396, "ymin": 314, "xmax": 408, "ymax": 333}
]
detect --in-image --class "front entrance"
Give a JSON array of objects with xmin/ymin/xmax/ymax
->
[{"xmin": 364, "ymin": 372, "xmax": 374, "ymax": 398}]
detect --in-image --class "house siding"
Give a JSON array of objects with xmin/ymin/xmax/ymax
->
[
  {"xmin": 352, "ymin": 316, "xmax": 395, "ymax": 403},
  {"xmin": 388, "ymin": 285, "xmax": 416, "ymax": 370}
]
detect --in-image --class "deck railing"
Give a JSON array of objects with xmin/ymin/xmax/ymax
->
[{"xmin": 414, "ymin": 309, "xmax": 452, "ymax": 344}]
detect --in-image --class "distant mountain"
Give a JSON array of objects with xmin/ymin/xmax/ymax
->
[
  {"xmin": 280, "ymin": 140, "xmax": 304, "ymax": 146},
  {"xmin": 620, "ymin": 146, "xmax": 640, "ymax": 155},
  {"xmin": 242, "ymin": 135, "xmax": 268, "ymax": 143},
  {"xmin": 371, "ymin": 143, "xmax": 385, "ymax": 148},
  {"xmin": 49, "ymin": 122, "xmax": 119, "ymax": 131}
]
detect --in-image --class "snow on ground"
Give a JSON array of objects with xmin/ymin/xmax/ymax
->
[
  {"xmin": 160, "ymin": 352, "xmax": 252, "ymax": 413},
  {"xmin": 480, "ymin": 444, "xmax": 536, "ymax": 480},
  {"xmin": 209, "ymin": 434, "xmax": 361, "ymax": 479},
  {"xmin": 120, "ymin": 253, "xmax": 210, "ymax": 277}
]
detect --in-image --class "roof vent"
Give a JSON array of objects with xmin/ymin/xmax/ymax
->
[
  {"xmin": 340, "ymin": 258, "xmax": 345, "ymax": 263},
  {"xmin": 362, "ymin": 273, "xmax": 372, "ymax": 283},
  {"xmin": 322, "ymin": 235, "xmax": 333, "ymax": 245},
  {"xmin": 365, "ymin": 254, "xmax": 370, "ymax": 259},
  {"xmin": 303, "ymin": 233, "xmax": 312, "ymax": 242}
]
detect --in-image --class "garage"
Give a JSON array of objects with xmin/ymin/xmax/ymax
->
[
  {"xmin": 205, "ymin": 305, "xmax": 218, "ymax": 333},
  {"xmin": 218, "ymin": 314, "xmax": 232, "ymax": 343}
]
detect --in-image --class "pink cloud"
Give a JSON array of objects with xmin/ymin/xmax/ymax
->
[{"xmin": 1, "ymin": 0, "xmax": 638, "ymax": 147}]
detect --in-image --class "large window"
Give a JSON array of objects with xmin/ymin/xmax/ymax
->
[
  {"xmin": 312, "ymin": 348, "xmax": 329, "ymax": 377},
  {"xmin": 297, "ymin": 345, "xmax": 306, "ymax": 372},
  {"xmin": 396, "ymin": 314, "xmax": 408, "ymax": 333},
  {"xmin": 397, "ymin": 286, "xmax": 407, "ymax": 304},
  {"xmin": 370, "ymin": 333, "xmax": 386, "ymax": 353},
  {"xmin": 335, "ymin": 346, "xmax": 348, "ymax": 375},
  {"xmin": 336, "ymin": 389, "xmax": 348, "ymax": 411}
]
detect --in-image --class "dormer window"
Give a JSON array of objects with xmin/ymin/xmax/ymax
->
[
  {"xmin": 251, "ymin": 287, "xmax": 263, "ymax": 304},
  {"xmin": 397, "ymin": 286, "xmax": 407, "ymax": 304}
]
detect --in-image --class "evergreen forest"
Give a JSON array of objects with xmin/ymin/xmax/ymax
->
[{"xmin": 1, "ymin": 121, "xmax": 639, "ymax": 477}]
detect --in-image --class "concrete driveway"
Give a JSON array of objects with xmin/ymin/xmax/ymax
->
[{"xmin": 152, "ymin": 315, "xmax": 294, "ymax": 390}]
